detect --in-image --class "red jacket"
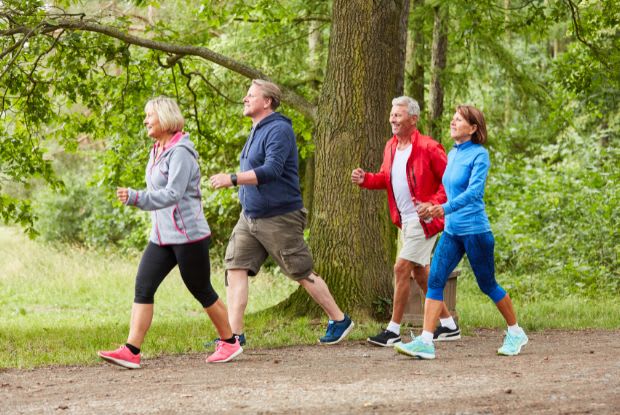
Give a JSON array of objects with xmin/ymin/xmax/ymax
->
[{"xmin": 361, "ymin": 129, "xmax": 447, "ymax": 238}]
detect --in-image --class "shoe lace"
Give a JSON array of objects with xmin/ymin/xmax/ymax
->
[
  {"xmin": 213, "ymin": 340, "xmax": 224, "ymax": 352},
  {"xmin": 503, "ymin": 331, "xmax": 519, "ymax": 348},
  {"xmin": 325, "ymin": 321, "xmax": 336, "ymax": 336}
]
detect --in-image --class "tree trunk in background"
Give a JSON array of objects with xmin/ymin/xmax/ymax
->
[
  {"xmin": 428, "ymin": 4, "xmax": 448, "ymax": 141},
  {"xmin": 406, "ymin": 0, "xmax": 426, "ymax": 114},
  {"xmin": 302, "ymin": 20, "xmax": 324, "ymax": 223},
  {"xmin": 280, "ymin": 0, "xmax": 410, "ymax": 316},
  {"xmin": 504, "ymin": 0, "xmax": 512, "ymax": 127}
]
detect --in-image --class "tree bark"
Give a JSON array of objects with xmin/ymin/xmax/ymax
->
[
  {"xmin": 301, "ymin": 20, "xmax": 324, "ymax": 223},
  {"xmin": 280, "ymin": 0, "xmax": 409, "ymax": 315},
  {"xmin": 504, "ymin": 0, "xmax": 512, "ymax": 127},
  {"xmin": 406, "ymin": 0, "xmax": 426, "ymax": 113},
  {"xmin": 428, "ymin": 4, "xmax": 448, "ymax": 141}
]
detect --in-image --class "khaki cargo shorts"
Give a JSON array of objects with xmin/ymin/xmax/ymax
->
[{"xmin": 225, "ymin": 208, "xmax": 314, "ymax": 282}]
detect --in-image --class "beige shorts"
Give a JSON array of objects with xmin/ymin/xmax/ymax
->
[
  {"xmin": 398, "ymin": 220, "xmax": 437, "ymax": 266},
  {"xmin": 224, "ymin": 209, "xmax": 313, "ymax": 282}
]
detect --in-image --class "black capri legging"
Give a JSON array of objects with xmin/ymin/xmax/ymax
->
[{"xmin": 134, "ymin": 238, "xmax": 218, "ymax": 308}]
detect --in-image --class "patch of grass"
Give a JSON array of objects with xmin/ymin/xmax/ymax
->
[
  {"xmin": 0, "ymin": 226, "xmax": 299, "ymax": 368},
  {"xmin": 1, "ymin": 227, "xmax": 618, "ymax": 368},
  {"xmin": 454, "ymin": 271, "xmax": 620, "ymax": 334}
]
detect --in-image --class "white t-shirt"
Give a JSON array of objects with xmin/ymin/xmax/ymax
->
[{"xmin": 391, "ymin": 144, "xmax": 418, "ymax": 224}]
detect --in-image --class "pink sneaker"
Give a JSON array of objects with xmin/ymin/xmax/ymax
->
[
  {"xmin": 98, "ymin": 345, "xmax": 141, "ymax": 369},
  {"xmin": 206, "ymin": 339, "xmax": 243, "ymax": 363}
]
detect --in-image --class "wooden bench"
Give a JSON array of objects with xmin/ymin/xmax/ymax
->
[{"xmin": 402, "ymin": 270, "xmax": 460, "ymax": 326}]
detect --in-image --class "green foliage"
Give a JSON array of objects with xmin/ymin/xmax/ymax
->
[
  {"xmin": 31, "ymin": 150, "xmax": 150, "ymax": 250},
  {"xmin": 487, "ymin": 131, "xmax": 619, "ymax": 299}
]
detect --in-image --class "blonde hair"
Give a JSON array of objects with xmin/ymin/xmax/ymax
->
[
  {"xmin": 252, "ymin": 79, "xmax": 282, "ymax": 110},
  {"xmin": 144, "ymin": 97, "xmax": 184, "ymax": 133}
]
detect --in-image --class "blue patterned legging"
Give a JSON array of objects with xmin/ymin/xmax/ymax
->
[{"xmin": 427, "ymin": 231, "xmax": 507, "ymax": 303}]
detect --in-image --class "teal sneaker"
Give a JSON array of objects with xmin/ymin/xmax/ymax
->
[
  {"xmin": 497, "ymin": 331, "xmax": 528, "ymax": 356},
  {"xmin": 394, "ymin": 336, "xmax": 436, "ymax": 359}
]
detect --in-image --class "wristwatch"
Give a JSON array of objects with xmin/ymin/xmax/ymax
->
[{"xmin": 230, "ymin": 173, "xmax": 238, "ymax": 186}]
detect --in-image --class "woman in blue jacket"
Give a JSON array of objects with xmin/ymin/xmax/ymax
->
[{"xmin": 396, "ymin": 105, "xmax": 528, "ymax": 359}]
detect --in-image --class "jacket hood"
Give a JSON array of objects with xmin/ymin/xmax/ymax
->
[
  {"xmin": 161, "ymin": 132, "xmax": 198, "ymax": 159},
  {"xmin": 255, "ymin": 112, "xmax": 292, "ymax": 129}
]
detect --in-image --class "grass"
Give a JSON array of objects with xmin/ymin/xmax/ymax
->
[
  {"xmin": 1, "ymin": 226, "xmax": 618, "ymax": 368},
  {"xmin": 455, "ymin": 272, "xmax": 620, "ymax": 333}
]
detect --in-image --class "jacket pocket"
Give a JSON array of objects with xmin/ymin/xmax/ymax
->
[{"xmin": 171, "ymin": 206, "xmax": 187, "ymax": 235}]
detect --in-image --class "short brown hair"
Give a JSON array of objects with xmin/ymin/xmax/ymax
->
[
  {"xmin": 456, "ymin": 105, "xmax": 487, "ymax": 145},
  {"xmin": 252, "ymin": 79, "xmax": 281, "ymax": 110}
]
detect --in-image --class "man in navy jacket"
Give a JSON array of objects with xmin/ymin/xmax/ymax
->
[{"xmin": 210, "ymin": 79, "xmax": 354, "ymax": 346}]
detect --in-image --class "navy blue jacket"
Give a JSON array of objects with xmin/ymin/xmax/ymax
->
[{"xmin": 239, "ymin": 112, "xmax": 303, "ymax": 218}]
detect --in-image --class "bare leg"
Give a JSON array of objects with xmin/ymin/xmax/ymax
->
[
  {"xmin": 391, "ymin": 258, "xmax": 415, "ymax": 324},
  {"xmin": 204, "ymin": 299, "xmax": 233, "ymax": 340},
  {"xmin": 412, "ymin": 265, "xmax": 453, "ymax": 320},
  {"xmin": 298, "ymin": 273, "xmax": 345, "ymax": 321},
  {"xmin": 226, "ymin": 269, "xmax": 249, "ymax": 334},
  {"xmin": 422, "ymin": 298, "xmax": 445, "ymax": 333},
  {"xmin": 495, "ymin": 294, "xmax": 517, "ymax": 326},
  {"xmin": 127, "ymin": 303, "xmax": 154, "ymax": 348}
]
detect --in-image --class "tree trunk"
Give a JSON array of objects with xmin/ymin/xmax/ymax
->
[
  {"xmin": 279, "ymin": 0, "xmax": 410, "ymax": 316},
  {"xmin": 406, "ymin": 0, "xmax": 426, "ymax": 113},
  {"xmin": 302, "ymin": 20, "xmax": 324, "ymax": 223},
  {"xmin": 504, "ymin": 0, "xmax": 512, "ymax": 127},
  {"xmin": 428, "ymin": 4, "xmax": 448, "ymax": 141}
]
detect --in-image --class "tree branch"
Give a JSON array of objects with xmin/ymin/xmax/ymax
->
[
  {"xmin": 563, "ymin": 0, "xmax": 606, "ymax": 65},
  {"xmin": 233, "ymin": 16, "xmax": 331, "ymax": 23},
  {"xmin": 176, "ymin": 61, "xmax": 205, "ymax": 138},
  {"xmin": 0, "ymin": 18, "xmax": 318, "ymax": 120},
  {"xmin": 0, "ymin": 24, "xmax": 41, "ymax": 81}
]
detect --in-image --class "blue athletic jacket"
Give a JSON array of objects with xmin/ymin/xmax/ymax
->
[
  {"xmin": 441, "ymin": 140, "xmax": 492, "ymax": 235},
  {"xmin": 238, "ymin": 112, "xmax": 304, "ymax": 218}
]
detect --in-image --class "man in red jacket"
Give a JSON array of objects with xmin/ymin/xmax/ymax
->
[{"xmin": 351, "ymin": 96, "xmax": 460, "ymax": 346}]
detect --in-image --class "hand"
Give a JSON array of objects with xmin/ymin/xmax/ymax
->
[
  {"xmin": 416, "ymin": 202, "xmax": 433, "ymax": 220},
  {"xmin": 117, "ymin": 187, "xmax": 129, "ymax": 204},
  {"xmin": 351, "ymin": 168, "xmax": 365, "ymax": 184},
  {"xmin": 428, "ymin": 205, "xmax": 445, "ymax": 218},
  {"xmin": 210, "ymin": 173, "xmax": 233, "ymax": 189}
]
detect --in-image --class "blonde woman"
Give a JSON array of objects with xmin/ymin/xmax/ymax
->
[{"xmin": 98, "ymin": 97, "xmax": 242, "ymax": 368}]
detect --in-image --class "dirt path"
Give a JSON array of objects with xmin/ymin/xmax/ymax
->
[{"xmin": 2, "ymin": 329, "xmax": 619, "ymax": 414}]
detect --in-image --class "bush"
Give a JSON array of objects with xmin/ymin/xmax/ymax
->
[
  {"xmin": 33, "ymin": 173, "xmax": 149, "ymax": 251},
  {"xmin": 487, "ymin": 131, "xmax": 619, "ymax": 299}
]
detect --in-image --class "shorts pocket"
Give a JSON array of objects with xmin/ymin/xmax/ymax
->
[
  {"xmin": 224, "ymin": 231, "xmax": 236, "ymax": 261},
  {"xmin": 280, "ymin": 243, "xmax": 313, "ymax": 279}
]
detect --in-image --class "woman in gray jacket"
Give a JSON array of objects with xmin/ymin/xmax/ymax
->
[{"xmin": 98, "ymin": 97, "xmax": 242, "ymax": 367}]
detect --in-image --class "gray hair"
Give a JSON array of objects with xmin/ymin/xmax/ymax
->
[
  {"xmin": 391, "ymin": 96, "xmax": 420, "ymax": 116},
  {"xmin": 144, "ymin": 96, "xmax": 184, "ymax": 133}
]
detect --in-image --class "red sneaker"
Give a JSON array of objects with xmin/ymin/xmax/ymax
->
[
  {"xmin": 206, "ymin": 339, "xmax": 243, "ymax": 363},
  {"xmin": 98, "ymin": 345, "xmax": 141, "ymax": 369}
]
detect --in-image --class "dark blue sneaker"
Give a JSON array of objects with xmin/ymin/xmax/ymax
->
[
  {"xmin": 319, "ymin": 314, "xmax": 354, "ymax": 344},
  {"xmin": 205, "ymin": 333, "xmax": 246, "ymax": 348}
]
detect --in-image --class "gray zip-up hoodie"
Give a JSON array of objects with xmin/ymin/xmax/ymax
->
[{"xmin": 125, "ymin": 132, "xmax": 211, "ymax": 245}]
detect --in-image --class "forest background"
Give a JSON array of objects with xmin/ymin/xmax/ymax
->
[{"xmin": 0, "ymin": 0, "xmax": 618, "ymax": 330}]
